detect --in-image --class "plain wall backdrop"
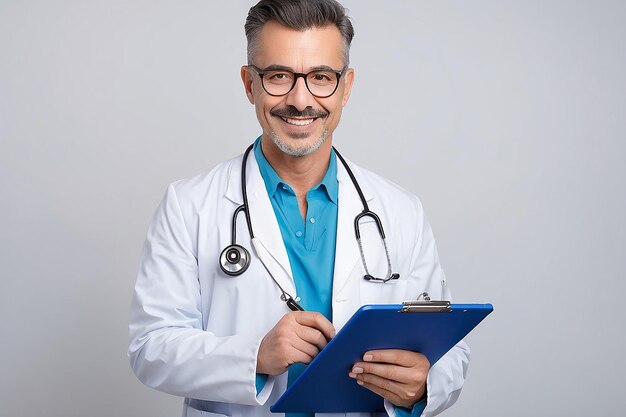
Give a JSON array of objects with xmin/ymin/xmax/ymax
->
[{"xmin": 1, "ymin": 1, "xmax": 625, "ymax": 416}]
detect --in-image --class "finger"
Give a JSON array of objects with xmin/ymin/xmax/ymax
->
[
  {"xmin": 295, "ymin": 325, "xmax": 329, "ymax": 351},
  {"xmin": 352, "ymin": 362, "xmax": 414, "ymax": 384},
  {"xmin": 293, "ymin": 312, "xmax": 336, "ymax": 340},
  {"xmin": 354, "ymin": 378, "xmax": 404, "ymax": 407},
  {"xmin": 354, "ymin": 373, "xmax": 422, "ymax": 408},
  {"xmin": 289, "ymin": 335, "xmax": 321, "ymax": 360},
  {"xmin": 355, "ymin": 371, "xmax": 406, "ymax": 395},
  {"xmin": 363, "ymin": 349, "xmax": 430, "ymax": 368},
  {"xmin": 288, "ymin": 345, "xmax": 316, "ymax": 365}
]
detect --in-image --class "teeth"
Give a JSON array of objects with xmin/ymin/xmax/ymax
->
[{"xmin": 282, "ymin": 117, "xmax": 315, "ymax": 126}]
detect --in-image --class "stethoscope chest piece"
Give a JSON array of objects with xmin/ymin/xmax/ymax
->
[{"xmin": 220, "ymin": 244, "xmax": 251, "ymax": 276}]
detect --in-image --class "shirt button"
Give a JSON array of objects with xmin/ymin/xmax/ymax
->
[
  {"xmin": 296, "ymin": 231, "xmax": 303, "ymax": 237},
  {"xmin": 309, "ymin": 217, "xmax": 316, "ymax": 224}
]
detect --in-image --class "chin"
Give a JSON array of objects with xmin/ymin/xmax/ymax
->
[{"xmin": 270, "ymin": 128, "xmax": 329, "ymax": 157}]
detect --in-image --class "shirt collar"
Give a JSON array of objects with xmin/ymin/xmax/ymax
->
[{"xmin": 253, "ymin": 137, "xmax": 338, "ymax": 205}]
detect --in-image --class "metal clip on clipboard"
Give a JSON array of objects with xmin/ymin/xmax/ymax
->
[{"xmin": 401, "ymin": 300, "xmax": 451, "ymax": 313}]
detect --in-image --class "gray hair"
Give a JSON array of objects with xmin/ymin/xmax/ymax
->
[{"xmin": 245, "ymin": 0, "xmax": 354, "ymax": 66}]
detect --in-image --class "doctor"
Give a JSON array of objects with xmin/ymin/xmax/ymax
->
[{"xmin": 128, "ymin": 1, "xmax": 470, "ymax": 416}]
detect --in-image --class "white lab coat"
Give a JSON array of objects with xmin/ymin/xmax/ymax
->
[{"xmin": 128, "ymin": 150, "xmax": 470, "ymax": 417}]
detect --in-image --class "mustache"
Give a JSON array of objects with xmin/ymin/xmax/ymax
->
[{"xmin": 270, "ymin": 106, "xmax": 328, "ymax": 119}]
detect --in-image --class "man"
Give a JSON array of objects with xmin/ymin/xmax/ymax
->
[{"xmin": 128, "ymin": 1, "xmax": 469, "ymax": 416}]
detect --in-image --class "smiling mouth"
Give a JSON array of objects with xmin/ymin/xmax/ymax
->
[{"xmin": 281, "ymin": 117, "xmax": 317, "ymax": 126}]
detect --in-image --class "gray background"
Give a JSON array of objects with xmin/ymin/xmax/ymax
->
[{"xmin": 1, "ymin": 1, "xmax": 624, "ymax": 416}]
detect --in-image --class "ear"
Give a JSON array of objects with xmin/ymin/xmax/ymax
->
[
  {"xmin": 340, "ymin": 68, "xmax": 355, "ymax": 107},
  {"xmin": 241, "ymin": 65, "xmax": 255, "ymax": 104}
]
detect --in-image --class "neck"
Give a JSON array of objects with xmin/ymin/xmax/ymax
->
[{"xmin": 260, "ymin": 136, "xmax": 333, "ymax": 196}]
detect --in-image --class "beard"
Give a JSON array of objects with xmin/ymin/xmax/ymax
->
[
  {"xmin": 269, "ymin": 127, "xmax": 329, "ymax": 157},
  {"xmin": 268, "ymin": 105, "xmax": 330, "ymax": 157}
]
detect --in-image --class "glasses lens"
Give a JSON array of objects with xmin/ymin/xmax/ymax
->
[
  {"xmin": 306, "ymin": 71, "xmax": 339, "ymax": 97},
  {"xmin": 262, "ymin": 70, "xmax": 295, "ymax": 96}
]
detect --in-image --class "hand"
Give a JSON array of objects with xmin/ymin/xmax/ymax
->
[
  {"xmin": 349, "ymin": 349, "xmax": 430, "ymax": 409},
  {"xmin": 257, "ymin": 312, "xmax": 335, "ymax": 375}
]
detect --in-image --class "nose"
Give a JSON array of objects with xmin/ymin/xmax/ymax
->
[{"xmin": 285, "ymin": 76, "xmax": 316, "ymax": 111}]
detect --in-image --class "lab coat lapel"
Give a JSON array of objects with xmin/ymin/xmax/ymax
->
[
  {"xmin": 243, "ymin": 152, "xmax": 297, "ymax": 296},
  {"xmin": 333, "ymin": 158, "xmax": 373, "ymax": 295}
]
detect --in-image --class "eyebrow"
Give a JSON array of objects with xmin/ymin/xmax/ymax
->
[{"xmin": 260, "ymin": 64, "xmax": 341, "ymax": 73}]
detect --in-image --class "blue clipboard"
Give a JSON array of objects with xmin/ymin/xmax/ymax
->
[{"xmin": 270, "ymin": 302, "xmax": 493, "ymax": 413}]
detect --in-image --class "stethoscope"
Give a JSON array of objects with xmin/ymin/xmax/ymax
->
[{"xmin": 219, "ymin": 144, "xmax": 400, "ymax": 312}]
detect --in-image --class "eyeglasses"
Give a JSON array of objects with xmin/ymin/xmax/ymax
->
[{"xmin": 248, "ymin": 64, "xmax": 346, "ymax": 98}]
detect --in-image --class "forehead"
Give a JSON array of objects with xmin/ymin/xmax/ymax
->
[{"xmin": 254, "ymin": 20, "xmax": 344, "ymax": 69}]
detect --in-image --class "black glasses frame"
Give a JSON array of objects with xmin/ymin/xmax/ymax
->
[{"xmin": 248, "ymin": 64, "xmax": 346, "ymax": 98}]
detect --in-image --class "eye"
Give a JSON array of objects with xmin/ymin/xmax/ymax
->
[
  {"xmin": 266, "ymin": 71, "xmax": 293, "ymax": 82},
  {"xmin": 308, "ymin": 71, "xmax": 336, "ymax": 85},
  {"xmin": 312, "ymin": 72, "xmax": 332, "ymax": 81}
]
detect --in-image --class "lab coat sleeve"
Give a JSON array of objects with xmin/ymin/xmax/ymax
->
[
  {"xmin": 128, "ymin": 183, "xmax": 270, "ymax": 405},
  {"xmin": 384, "ymin": 196, "xmax": 470, "ymax": 417}
]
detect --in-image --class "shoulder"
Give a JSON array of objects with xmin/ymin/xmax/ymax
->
[
  {"xmin": 347, "ymin": 159, "xmax": 424, "ymax": 211},
  {"xmin": 342, "ymin": 159, "xmax": 428, "ymax": 240},
  {"xmin": 344, "ymin": 160, "xmax": 435, "ymax": 259},
  {"xmin": 158, "ymin": 154, "xmax": 243, "ymax": 215}
]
